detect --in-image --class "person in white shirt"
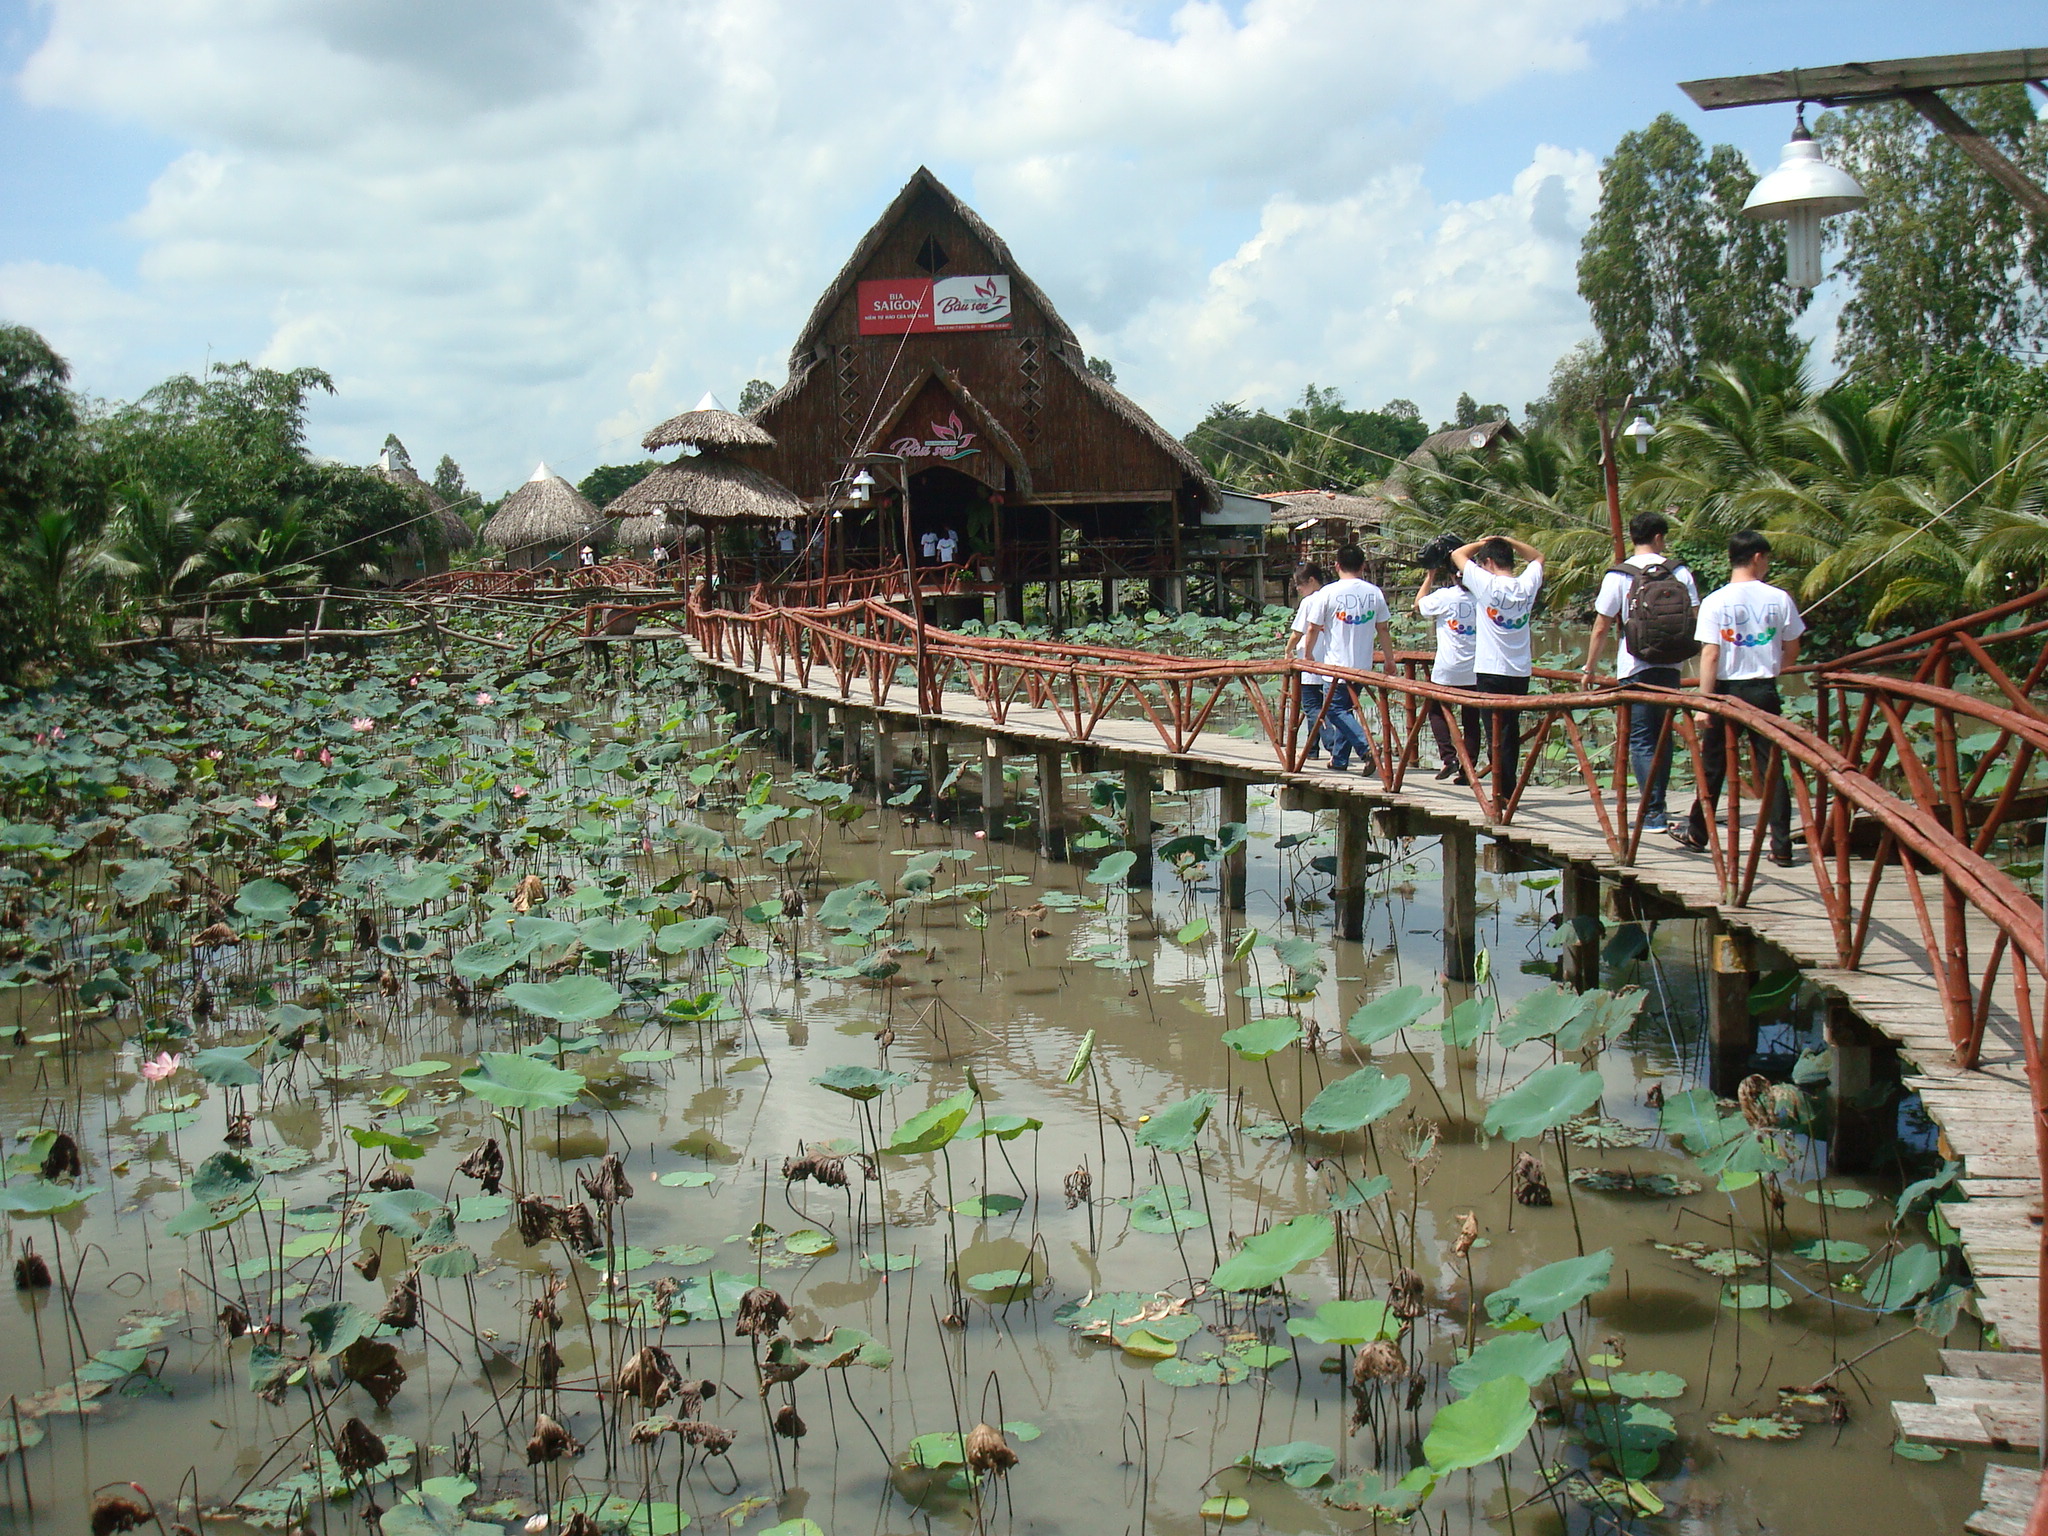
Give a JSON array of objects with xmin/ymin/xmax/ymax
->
[
  {"xmin": 1450, "ymin": 534, "xmax": 1545, "ymax": 796},
  {"xmin": 650, "ymin": 542, "xmax": 668, "ymax": 568},
  {"xmin": 579, "ymin": 545, "xmax": 596, "ymax": 568},
  {"xmin": 1284, "ymin": 563, "xmax": 1329, "ymax": 761},
  {"xmin": 1673, "ymin": 529, "xmax": 1805, "ymax": 863},
  {"xmin": 919, "ymin": 530, "xmax": 938, "ymax": 562},
  {"xmin": 775, "ymin": 525, "xmax": 798, "ymax": 555},
  {"xmin": 936, "ymin": 529, "xmax": 959, "ymax": 564},
  {"xmin": 1414, "ymin": 542, "xmax": 1479, "ymax": 783},
  {"xmin": 1578, "ymin": 509, "xmax": 1699, "ymax": 831},
  {"xmin": 1297, "ymin": 544, "xmax": 1395, "ymax": 774}
]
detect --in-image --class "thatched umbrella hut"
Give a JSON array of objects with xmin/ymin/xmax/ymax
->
[
  {"xmin": 482, "ymin": 463, "xmax": 606, "ymax": 570},
  {"xmin": 602, "ymin": 395, "xmax": 805, "ymax": 583},
  {"xmin": 371, "ymin": 451, "xmax": 475, "ymax": 582}
]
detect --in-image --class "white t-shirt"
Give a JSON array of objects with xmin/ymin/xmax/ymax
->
[
  {"xmin": 1417, "ymin": 585, "xmax": 1478, "ymax": 685},
  {"xmin": 1595, "ymin": 553, "xmax": 1700, "ymax": 677},
  {"xmin": 1301, "ymin": 576, "xmax": 1390, "ymax": 676},
  {"xmin": 919, "ymin": 532, "xmax": 938, "ymax": 559},
  {"xmin": 1697, "ymin": 579, "xmax": 1805, "ymax": 681},
  {"xmin": 1290, "ymin": 593, "xmax": 1328, "ymax": 686},
  {"xmin": 1460, "ymin": 561, "xmax": 1544, "ymax": 677},
  {"xmin": 936, "ymin": 535, "xmax": 958, "ymax": 562},
  {"xmin": 776, "ymin": 528, "xmax": 797, "ymax": 554}
]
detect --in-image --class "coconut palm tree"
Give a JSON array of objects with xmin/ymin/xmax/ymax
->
[{"xmin": 92, "ymin": 482, "xmax": 229, "ymax": 636}]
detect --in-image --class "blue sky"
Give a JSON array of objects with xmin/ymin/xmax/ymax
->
[{"xmin": 2, "ymin": 0, "xmax": 2041, "ymax": 495}]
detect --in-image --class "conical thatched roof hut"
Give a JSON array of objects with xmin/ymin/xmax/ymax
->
[
  {"xmin": 482, "ymin": 463, "xmax": 606, "ymax": 570},
  {"xmin": 642, "ymin": 392, "xmax": 776, "ymax": 453},
  {"xmin": 371, "ymin": 451, "xmax": 475, "ymax": 581},
  {"xmin": 605, "ymin": 456, "xmax": 806, "ymax": 529}
]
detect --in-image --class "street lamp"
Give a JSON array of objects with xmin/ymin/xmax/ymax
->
[
  {"xmin": 848, "ymin": 469, "xmax": 875, "ymax": 507},
  {"xmin": 1624, "ymin": 410, "xmax": 1656, "ymax": 455},
  {"xmin": 1742, "ymin": 112, "xmax": 1868, "ymax": 290}
]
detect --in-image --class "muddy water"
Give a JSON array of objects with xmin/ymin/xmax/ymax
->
[{"xmin": 0, "ymin": 666, "xmax": 1988, "ymax": 1536}]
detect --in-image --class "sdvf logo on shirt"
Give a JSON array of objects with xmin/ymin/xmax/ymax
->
[
  {"xmin": 1485, "ymin": 606, "xmax": 1530, "ymax": 631},
  {"xmin": 1717, "ymin": 604, "xmax": 1777, "ymax": 648},
  {"xmin": 1446, "ymin": 616, "xmax": 1476, "ymax": 636},
  {"xmin": 1334, "ymin": 609, "xmax": 1378, "ymax": 625}
]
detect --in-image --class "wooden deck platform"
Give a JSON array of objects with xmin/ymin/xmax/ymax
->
[{"xmin": 685, "ymin": 640, "xmax": 2043, "ymax": 1424}]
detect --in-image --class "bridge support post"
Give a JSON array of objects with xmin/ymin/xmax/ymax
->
[
  {"xmin": 1442, "ymin": 826, "xmax": 1478, "ymax": 984},
  {"xmin": 982, "ymin": 738, "xmax": 1006, "ymax": 840},
  {"xmin": 1826, "ymin": 999, "xmax": 1895, "ymax": 1174},
  {"xmin": 873, "ymin": 722, "xmax": 895, "ymax": 797},
  {"xmin": 839, "ymin": 712, "xmax": 862, "ymax": 777},
  {"xmin": 1334, "ymin": 806, "xmax": 1369, "ymax": 942},
  {"xmin": 1708, "ymin": 920, "xmax": 1756, "ymax": 1095},
  {"xmin": 1036, "ymin": 749, "xmax": 1068, "ymax": 861},
  {"xmin": 927, "ymin": 736, "xmax": 949, "ymax": 813},
  {"xmin": 1219, "ymin": 781, "xmax": 1248, "ymax": 912},
  {"xmin": 1122, "ymin": 765, "xmax": 1152, "ymax": 887},
  {"xmin": 1560, "ymin": 865, "xmax": 1603, "ymax": 991}
]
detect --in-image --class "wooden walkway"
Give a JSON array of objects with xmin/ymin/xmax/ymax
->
[{"xmin": 687, "ymin": 638, "xmax": 2042, "ymax": 1441}]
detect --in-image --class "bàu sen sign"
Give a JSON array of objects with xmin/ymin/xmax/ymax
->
[{"xmin": 857, "ymin": 275, "xmax": 1012, "ymax": 334}]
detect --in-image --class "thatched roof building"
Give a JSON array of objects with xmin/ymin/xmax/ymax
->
[
  {"xmin": 1267, "ymin": 488, "xmax": 1399, "ymax": 531},
  {"xmin": 371, "ymin": 451, "xmax": 474, "ymax": 581},
  {"xmin": 605, "ymin": 457, "xmax": 806, "ymax": 530},
  {"xmin": 742, "ymin": 166, "xmax": 1215, "ymax": 599},
  {"xmin": 642, "ymin": 392, "xmax": 776, "ymax": 453},
  {"xmin": 482, "ymin": 463, "xmax": 606, "ymax": 570}
]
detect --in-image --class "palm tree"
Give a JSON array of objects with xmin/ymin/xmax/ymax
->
[
  {"xmin": 93, "ymin": 483, "xmax": 227, "ymax": 636},
  {"xmin": 14, "ymin": 507, "xmax": 102, "ymax": 655}
]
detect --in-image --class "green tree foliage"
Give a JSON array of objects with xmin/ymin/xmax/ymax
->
[
  {"xmin": 1818, "ymin": 88, "xmax": 2048, "ymax": 380},
  {"xmin": 381, "ymin": 433, "xmax": 413, "ymax": 474},
  {"xmin": 578, "ymin": 462, "xmax": 661, "ymax": 509},
  {"xmin": 1450, "ymin": 392, "xmax": 1509, "ymax": 430},
  {"xmin": 1578, "ymin": 113, "xmax": 1808, "ymax": 397},
  {"xmin": 431, "ymin": 454, "xmax": 471, "ymax": 507},
  {"xmin": 0, "ymin": 325, "xmax": 90, "ymax": 675},
  {"xmin": 1084, "ymin": 355, "xmax": 1117, "ymax": 384},
  {"xmin": 1185, "ymin": 386, "xmax": 1430, "ymax": 491},
  {"xmin": 737, "ymin": 378, "xmax": 776, "ymax": 413}
]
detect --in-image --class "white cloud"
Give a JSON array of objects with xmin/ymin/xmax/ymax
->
[{"xmin": 6, "ymin": 0, "xmax": 1632, "ymax": 490}]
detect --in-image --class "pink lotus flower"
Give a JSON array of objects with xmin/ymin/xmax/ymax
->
[
  {"xmin": 254, "ymin": 793, "xmax": 278, "ymax": 810},
  {"xmin": 319, "ymin": 747, "xmax": 333, "ymax": 766},
  {"xmin": 508, "ymin": 784, "xmax": 528, "ymax": 799},
  {"xmin": 50, "ymin": 728, "xmax": 64, "ymax": 741},
  {"xmin": 351, "ymin": 718, "xmax": 374, "ymax": 732},
  {"xmin": 206, "ymin": 748, "xmax": 224, "ymax": 760},
  {"xmin": 139, "ymin": 1052, "xmax": 182, "ymax": 1082},
  {"xmin": 476, "ymin": 692, "xmax": 493, "ymax": 706},
  {"xmin": 293, "ymin": 747, "xmax": 306, "ymax": 760}
]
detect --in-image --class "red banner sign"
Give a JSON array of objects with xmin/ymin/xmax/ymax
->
[{"xmin": 857, "ymin": 275, "xmax": 1012, "ymax": 334}]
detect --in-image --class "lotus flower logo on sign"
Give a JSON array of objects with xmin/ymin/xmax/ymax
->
[
  {"xmin": 857, "ymin": 276, "xmax": 1012, "ymax": 334},
  {"xmin": 889, "ymin": 412, "xmax": 981, "ymax": 461}
]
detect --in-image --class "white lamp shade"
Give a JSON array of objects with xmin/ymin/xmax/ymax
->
[{"xmin": 1742, "ymin": 134, "xmax": 1867, "ymax": 222}]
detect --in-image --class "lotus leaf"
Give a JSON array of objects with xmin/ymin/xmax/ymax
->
[
  {"xmin": 1864, "ymin": 1242, "xmax": 1942, "ymax": 1312},
  {"xmin": 1221, "ymin": 1016, "xmax": 1301, "ymax": 1060},
  {"xmin": 1485, "ymin": 1249, "xmax": 1613, "ymax": 1325},
  {"xmin": 459, "ymin": 1053, "xmax": 585, "ymax": 1110},
  {"xmin": 1285, "ymin": 1298, "xmax": 1399, "ymax": 1344},
  {"xmin": 1210, "ymin": 1212, "xmax": 1335, "ymax": 1292},
  {"xmin": 233, "ymin": 878, "xmax": 298, "ymax": 922},
  {"xmin": 501, "ymin": 975, "xmax": 621, "ymax": 1023},
  {"xmin": 1301, "ymin": 1065, "xmax": 1410, "ymax": 1134},
  {"xmin": 1346, "ymin": 984, "xmax": 1431, "ymax": 1045},
  {"xmin": 128, "ymin": 813, "xmax": 193, "ymax": 849},
  {"xmin": 1242, "ymin": 1440, "xmax": 1337, "ymax": 1488},
  {"xmin": 1448, "ymin": 1332, "xmax": 1570, "ymax": 1395},
  {"xmin": 1483, "ymin": 1063, "xmax": 1604, "ymax": 1140},
  {"xmin": 1134, "ymin": 1091, "xmax": 1214, "ymax": 1153},
  {"xmin": 884, "ymin": 1091, "xmax": 974, "ymax": 1154},
  {"xmin": 1423, "ymin": 1374, "xmax": 1536, "ymax": 1473}
]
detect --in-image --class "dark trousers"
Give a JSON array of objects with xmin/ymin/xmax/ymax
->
[
  {"xmin": 1686, "ymin": 676, "xmax": 1793, "ymax": 855},
  {"xmin": 1426, "ymin": 684, "xmax": 1481, "ymax": 776},
  {"xmin": 1472, "ymin": 672, "xmax": 1531, "ymax": 792},
  {"xmin": 1621, "ymin": 665, "xmax": 1681, "ymax": 826}
]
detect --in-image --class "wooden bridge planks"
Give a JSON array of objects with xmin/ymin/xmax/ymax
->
[
  {"xmin": 1969, "ymin": 1463, "xmax": 2044, "ymax": 1536},
  {"xmin": 688, "ymin": 640, "xmax": 2042, "ymax": 1365}
]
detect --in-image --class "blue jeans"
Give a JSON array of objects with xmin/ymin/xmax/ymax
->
[
  {"xmin": 1318, "ymin": 682, "xmax": 1374, "ymax": 771},
  {"xmin": 1623, "ymin": 665, "xmax": 1681, "ymax": 828},
  {"xmin": 1299, "ymin": 682, "xmax": 1325, "ymax": 756}
]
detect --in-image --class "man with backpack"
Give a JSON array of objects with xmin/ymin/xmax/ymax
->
[{"xmin": 1578, "ymin": 509, "xmax": 1699, "ymax": 834}]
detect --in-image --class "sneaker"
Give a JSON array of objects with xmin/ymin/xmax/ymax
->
[
  {"xmin": 1639, "ymin": 817, "xmax": 1670, "ymax": 834},
  {"xmin": 1434, "ymin": 764, "xmax": 1458, "ymax": 781}
]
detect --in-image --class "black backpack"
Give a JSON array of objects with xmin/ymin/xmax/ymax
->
[{"xmin": 1609, "ymin": 559, "xmax": 1700, "ymax": 665}]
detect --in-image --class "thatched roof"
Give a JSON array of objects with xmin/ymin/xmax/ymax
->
[
  {"xmin": 1408, "ymin": 418, "xmax": 1519, "ymax": 465},
  {"xmin": 482, "ymin": 463, "xmax": 606, "ymax": 554},
  {"xmin": 371, "ymin": 453, "xmax": 474, "ymax": 550},
  {"xmin": 642, "ymin": 391, "xmax": 776, "ymax": 453},
  {"xmin": 789, "ymin": 167, "xmax": 1080, "ymax": 369},
  {"xmin": 1268, "ymin": 488, "xmax": 1400, "ymax": 529},
  {"xmin": 604, "ymin": 456, "xmax": 807, "ymax": 525}
]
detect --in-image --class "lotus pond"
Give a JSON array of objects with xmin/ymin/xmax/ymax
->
[{"xmin": 0, "ymin": 635, "xmax": 1987, "ymax": 1536}]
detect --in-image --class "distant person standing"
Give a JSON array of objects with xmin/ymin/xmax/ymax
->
[
  {"xmin": 1672, "ymin": 530, "xmax": 1804, "ymax": 864},
  {"xmin": 1450, "ymin": 534, "xmax": 1545, "ymax": 796},
  {"xmin": 919, "ymin": 529, "xmax": 938, "ymax": 563},
  {"xmin": 937, "ymin": 527, "xmax": 959, "ymax": 564},
  {"xmin": 650, "ymin": 541, "xmax": 669, "ymax": 568},
  {"xmin": 1284, "ymin": 563, "xmax": 1329, "ymax": 761},
  {"xmin": 1578, "ymin": 509, "xmax": 1699, "ymax": 832},
  {"xmin": 1413, "ymin": 536, "xmax": 1479, "ymax": 783},
  {"xmin": 579, "ymin": 544, "xmax": 597, "ymax": 568},
  {"xmin": 775, "ymin": 524, "xmax": 798, "ymax": 556},
  {"xmin": 1297, "ymin": 544, "xmax": 1394, "ymax": 775}
]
